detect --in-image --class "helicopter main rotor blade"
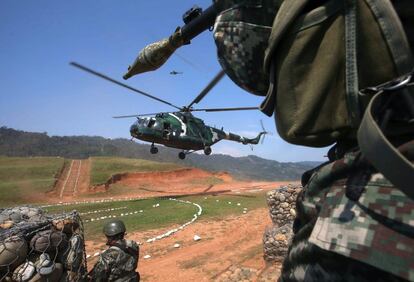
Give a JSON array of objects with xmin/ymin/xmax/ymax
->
[
  {"xmin": 113, "ymin": 113, "xmax": 163, "ymax": 118},
  {"xmin": 70, "ymin": 62, "xmax": 182, "ymax": 111},
  {"xmin": 187, "ymin": 70, "xmax": 225, "ymax": 109},
  {"xmin": 190, "ymin": 106, "xmax": 259, "ymax": 112}
]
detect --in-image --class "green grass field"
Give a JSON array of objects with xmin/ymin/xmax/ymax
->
[
  {"xmin": 0, "ymin": 156, "xmax": 268, "ymax": 243},
  {"xmin": 90, "ymin": 157, "xmax": 183, "ymax": 185},
  {"xmin": 44, "ymin": 192, "xmax": 267, "ymax": 240},
  {"xmin": 0, "ymin": 157, "xmax": 65, "ymax": 207}
]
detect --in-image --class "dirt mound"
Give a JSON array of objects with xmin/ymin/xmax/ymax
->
[
  {"xmin": 86, "ymin": 168, "xmax": 236, "ymax": 198},
  {"xmin": 108, "ymin": 168, "xmax": 232, "ymax": 184}
]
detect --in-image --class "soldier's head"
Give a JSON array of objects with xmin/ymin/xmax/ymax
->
[{"xmin": 103, "ymin": 220, "xmax": 126, "ymax": 244}]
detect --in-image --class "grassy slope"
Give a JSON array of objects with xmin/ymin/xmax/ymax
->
[
  {"xmin": 90, "ymin": 157, "xmax": 183, "ymax": 186},
  {"xmin": 0, "ymin": 157, "xmax": 65, "ymax": 207},
  {"xmin": 45, "ymin": 192, "xmax": 267, "ymax": 240}
]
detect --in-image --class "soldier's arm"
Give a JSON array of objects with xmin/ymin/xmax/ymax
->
[
  {"xmin": 126, "ymin": 240, "xmax": 140, "ymax": 263},
  {"xmin": 88, "ymin": 253, "xmax": 112, "ymax": 282},
  {"xmin": 133, "ymin": 241, "xmax": 140, "ymax": 260}
]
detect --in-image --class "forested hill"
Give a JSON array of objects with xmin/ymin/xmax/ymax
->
[{"xmin": 0, "ymin": 127, "xmax": 319, "ymax": 181}]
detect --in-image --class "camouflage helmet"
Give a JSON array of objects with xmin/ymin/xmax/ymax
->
[
  {"xmin": 213, "ymin": 0, "xmax": 281, "ymax": 96},
  {"xmin": 103, "ymin": 220, "xmax": 126, "ymax": 237}
]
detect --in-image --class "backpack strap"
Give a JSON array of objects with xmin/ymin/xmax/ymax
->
[
  {"xmin": 357, "ymin": 0, "xmax": 414, "ymax": 199},
  {"xmin": 344, "ymin": 0, "xmax": 361, "ymax": 126},
  {"xmin": 364, "ymin": 0, "xmax": 413, "ymax": 74},
  {"xmin": 357, "ymin": 79, "xmax": 414, "ymax": 200}
]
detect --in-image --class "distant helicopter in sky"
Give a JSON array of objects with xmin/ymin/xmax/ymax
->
[
  {"xmin": 170, "ymin": 70, "xmax": 183, "ymax": 75},
  {"xmin": 70, "ymin": 63, "xmax": 269, "ymax": 159}
]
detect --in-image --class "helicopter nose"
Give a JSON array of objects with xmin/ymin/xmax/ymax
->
[{"xmin": 130, "ymin": 122, "xmax": 139, "ymax": 137}]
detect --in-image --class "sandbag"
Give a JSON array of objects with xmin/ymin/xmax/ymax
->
[
  {"xmin": 0, "ymin": 208, "xmax": 86, "ymax": 281},
  {"xmin": 12, "ymin": 261, "xmax": 36, "ymax": 282},
  {"xmin": 0, "ymin": 221, "xmax": 14, "ymax": 230},
  {"xmin": 60, "ymin": 234, "xmax": 84, "ymax": 271},
  {"xmin": 0, "ymin": 237, "xmax": 28, "ymax": 272},
  {"xmin": 52, "ymin": 219, "xmax": 79, "ymax": 235},
  {"xmin": 29, "ymin": 263, "xmax": 63, "ymax": 282},
  {"xmin": 0, "ymin": 207, "xmax": 44, "ymax": 224},
  {"xmin": 30, "ymin": 230, "xmax": 68, "ymax": 254}
]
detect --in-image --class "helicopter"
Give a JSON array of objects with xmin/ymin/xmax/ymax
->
[
  {"xmin": 170, "ymin": 70, "xmax": 183, "ymax": 75},
  {"xmin": 70, "ymin": 62, "xmax": 268, "ymax": 159}
]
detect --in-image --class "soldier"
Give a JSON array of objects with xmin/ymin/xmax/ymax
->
[
  {"xmin": 122, "ymin": 0, "xmax": 414, "ymax": 281},
  {"xmin": 88, "ymin": 220, "xmax": 140, "ymax": 282}
]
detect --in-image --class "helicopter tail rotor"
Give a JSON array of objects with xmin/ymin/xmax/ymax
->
[{"xmin": 259, "ymin": 119, "xmax": 272, "ymax": 144}]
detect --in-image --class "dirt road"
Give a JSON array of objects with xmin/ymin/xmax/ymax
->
[{"xmin": 53, "ymin": 159, "xmax": 90, "ymax": 199}]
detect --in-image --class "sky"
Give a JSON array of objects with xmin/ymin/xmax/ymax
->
[{"xmin": 0, "ymin": 1, "xmax": 330, "ymax": 162}]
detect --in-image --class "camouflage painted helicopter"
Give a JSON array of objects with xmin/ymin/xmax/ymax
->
[{"xmin": 70, "ymin": 63, "xmax": 268, "ymax": 159}]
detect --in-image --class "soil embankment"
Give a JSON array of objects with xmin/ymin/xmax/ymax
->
[
  {"xmin": 51, "ymin": 160, "xmax": 293, "ymax": 202},
  {"xmin": 92, "ymin": 167, "xmax": 288, "ymax": 199}
]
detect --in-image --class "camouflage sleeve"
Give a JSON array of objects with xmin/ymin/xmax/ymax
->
[
  {"xmin": 126, "ymin": 240, "xmax": 140, "ymax": 266},
  {"xmin": 88, "ymin": 251, "xmax": 114, "ymax": 282}
]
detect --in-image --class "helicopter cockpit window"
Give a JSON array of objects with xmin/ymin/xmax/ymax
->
[
  {"xmin": 147, "ymin": 119, "xmax": 156, "ymax": 128},
  {"xmin": 138, "ymin": 119, "xmax": 146, "ymax": 126}
]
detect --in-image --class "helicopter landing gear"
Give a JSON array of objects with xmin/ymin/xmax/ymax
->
[
  {"xmin": 150, "ymin": 144, "xmax": 158, "ymax": 154},
  {"xmin": 178, "ymin": 152, "xmax": 186, "ymax": 160},
  {"xmin": 204, "ymin": 146, "xmax": 212, "ymax": 155}
]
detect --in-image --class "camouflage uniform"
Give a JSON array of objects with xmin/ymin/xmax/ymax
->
[
  {"xmin": 279, "ymin": 141, "xmax": 414, "ymax": 281},
  {"xmin": 89, "ymin": 239, "xmax": 139, "ymax": 282}
]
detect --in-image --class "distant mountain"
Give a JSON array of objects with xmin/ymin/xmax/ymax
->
[
  {"xmin": 296, "ymin": 161, "xmax": 324, "ymax": 167},
  {"xmin": 0, "ymin": 127, "xmax": 318, "ymax": 181}
]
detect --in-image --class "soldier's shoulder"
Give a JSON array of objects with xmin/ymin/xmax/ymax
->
[
  {"xmin": 125, "ymin": 239, "xmax": 139, "ymax": 250},
  {"xmin": 100, "ymin": 246, "xmax": 122, "ymax": 260}
]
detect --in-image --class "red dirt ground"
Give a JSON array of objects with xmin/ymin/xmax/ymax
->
[
  {"xmin": 86, "ymin": 207, "xmax": 282, "ymax": 282},
  {"xmin": 49, "ymin": 160, "xmax": 295, "ymax": 202},
  {"xmin": 89, "ymin": 167, "xmax": 292, "ymax": 200},
  {"xmin": 53, "ymin": 160, "xmax": 290, "ymax": 281}
]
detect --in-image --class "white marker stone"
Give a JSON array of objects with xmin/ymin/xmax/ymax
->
[
  {"xmin": 174, "ymin": 243, "xmax": 180, "ymax": 248},
  {"xmin": 143, "ymin": 255, "xmax": 151, "ymax": 259},
  {"xmin": 193, "ymin": 235, "xmax": 201, "ymax": 241}
]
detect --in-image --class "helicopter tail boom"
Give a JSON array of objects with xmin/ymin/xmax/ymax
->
[
  {"xmin": 245, "ymin": 132, "xmax": 266, "ymax": 145},
  {"xmin": 211, "ymin": 129, "xmax": 266, "ymax": 146}
]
